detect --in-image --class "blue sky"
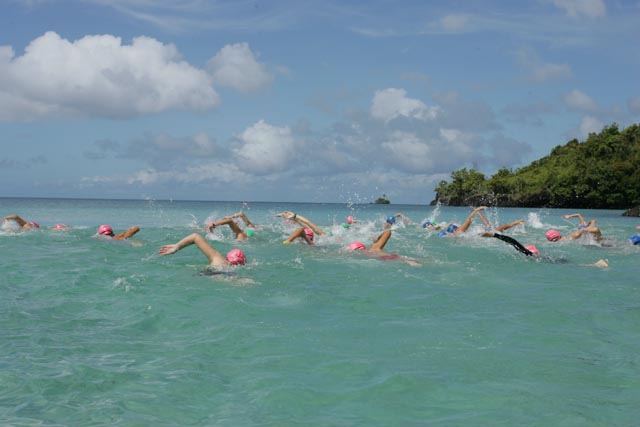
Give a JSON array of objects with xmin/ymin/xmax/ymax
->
[{"xmin": 1, "ymin": 0, "xmax": 639, "ymax": 204}]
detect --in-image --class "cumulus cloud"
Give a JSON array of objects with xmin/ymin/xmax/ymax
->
[
  {"xmin": 0, "ymin": 31, "xmax": 219, "ymax": 121},
  {"xmin": 233, "ymin": 120, "xmax": 299, "ymax": 174},
  {"xmin": 564, "ymin": 89, "xmax": 598, "ymax": 112},
  {"xmin": 84, "ymin": 132, "xmax": 218, "ymax": 170},
  {"xmin": 515, "ymin": 48, "xmax": 572, "ymax": 83},
  {"xmin": 381, "ymin": 131, "xmax": 435, "ymax": 172},
  {"xmin": 440, "ymin": 14, "xmax": 472, "ymax": 32},
  {"xmin": 370, "ymin": 88, "xmax": 440, "ymax": 122},
  {"xmin": 628, "ymin": 96, "xmax": 640, "ymax": 114},
  {"xmin": 579, "ymin": 115, "xmax": 604, "ymax": 137},
  {"xmin": 82, "ymin": 160, "xmax": 250, "ymax": 187},
  {"xmin": 207, "ymin": 43, "xmax": 273, "ymax": 93},
  {"xmin": 550, "ymin": 0, "xmax": 606, "ymax": 19}
]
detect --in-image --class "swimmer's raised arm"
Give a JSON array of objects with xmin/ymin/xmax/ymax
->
[
  {"xmin": 207, "ymin": 217, "xmax": 247, "ymax": 240},
  {"xmin": 2, "ymin": 214, "xmax": 27, "ymax": 227},
  {"xmin": 563, "ymin": 213, "xmax": 588, "ymax": 225},
  {"xmin": 276, "ymin": 211, "xmax": 325, "ymax": 236},
  {"xmin": 114, "ymin": 226, "xmax": 140, "ymax": 240},
  {"xmin": 232, "ymin": 212, "xmax": 255, "ymax": 228},
  {"xmin": 159, "ymin": 233, "xmax": 227, "ymax": 266},
  {"xmin": 370, "ymin": 230, "xmax": 392, "ymax": 251}
]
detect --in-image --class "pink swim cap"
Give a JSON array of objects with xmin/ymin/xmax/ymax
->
[
  {"xmin": 525, "ymin": 245, "xmax": 540, "ymax": 256},
  {"xmin": 348, "ymin": 241, "xmax": 366, "ymax": 251},
  {"xmin": 545, "ymin": 229, "xmax": 561, "ymax": 242},
  {"xmin": 54, "ymin": 224, "xmax": 67, "ymax": 229},
  {"xmin": 304, "ymin": 228, "xmax": 314, "ymax": 241},
  {"xmin": 98, "ymin": 224, "xmax": 114, "ymax": 236},
  {"xmin": 346, "ymin": 215, "xmax": 354, "ymax": 224},
  {"xmin": 27, "ymin": 221, "xmax": 40, "ymax": 228},
  {"xmin": 226, "ymin": 249, "xmax": 246, "ymax": 265}
]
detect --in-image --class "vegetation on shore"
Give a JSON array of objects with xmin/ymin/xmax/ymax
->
[
  {"xmin": 374, "ymin": 194, "xmax": 390, "ymax": 204},
  {"xmin": 431, "ymin": 123, "xmax": 640, "ymax": 209}
]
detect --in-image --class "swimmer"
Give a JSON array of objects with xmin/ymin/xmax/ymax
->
[
  {"xmin": 159, "ymin": 233, "xmax": 246, "ymax": 270},
  {"xmin": 283, "ymin": 227, "xmax": 315, "ymax": 245},
  {"xmin": 51, "ymin": 224, "xmax": 71, "ymax": 231},
  {"xmin": 97, "ymin": 224, "xmax": 140, "ymax": 240},
  {"xmin": 207, "ymin": 212, "xmax": 256, "ymax": 240},
  {"xmin": 341, "ymin": 215, "xmax": 358, "ymax": 229},
  {"xmin": 562, "ymin": 213, "xmax": 596, "ymax": 229},
  {"xmin": 2, "ymin": 214, "xmax": 40, "ymax": 230},
  {"xmin": 439, "ymin": 206, "xmax": 487, "ymax": 236},
  {"xmin": 422, "ymin": 220, "xmax": 442, "ymax": 231},
  {"xmin": 276, "ymin": 211, "xmax": 325, "ymax": 236},
  {"xmin": 383, "ymin": 212, "xmax": 413, "ymax": 229},
  {"xmin": 630, "ymin": 235, "xmax": 640, "ymax": 245},
  {"xmin": 348, "ymin": 230, "xmax": 421, "ymax": 266},
  {"xmin": 474, "ymin": 209, "xmax": 525, "ymax": 232},
  {"xmin": 545, "ymin": 226, "xmax": 603, "ymax": 243},
  {"xmin": 481, "ymin": 232, "xmax": 608, "ymax": 268}
]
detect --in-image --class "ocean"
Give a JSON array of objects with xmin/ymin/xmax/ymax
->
[{"xmin": 1, "ymin": 197, "xmax": 639, "ymax": 426}]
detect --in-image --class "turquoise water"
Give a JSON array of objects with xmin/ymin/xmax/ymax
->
[{"xmin": 1, "ymin": 198, "xmax": 639, "ymax": 426}]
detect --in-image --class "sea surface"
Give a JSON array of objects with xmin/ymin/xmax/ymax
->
[{"xmin": 1, "ymin": 197, "xmax": 639, "ymax": 426}]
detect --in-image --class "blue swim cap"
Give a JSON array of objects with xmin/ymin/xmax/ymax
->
[
  {"xmin": 447, "ymin": 224, "xmax": 458, "ymax": 233},
  {"xmin": 578, "ymin": 224, "xmax": 587, "ymax": 230},
  {"xmin": 631, "ymin": 235, "xmax": 640, "ymax": 245},
  {"xmin": 438, "ymin": 231, "xmax": 447, "ymax": 237},
  {"xmin": 422, "ymin": 221, "xmax": 432, "ymax": 228},
  {"xmin": 386, "ymin": 216, "xmax": 396, "ymax": 224}
]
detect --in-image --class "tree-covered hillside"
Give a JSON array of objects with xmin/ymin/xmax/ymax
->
[{"xmin": 431, "ymin": 123, "xmax": 640, "ymax": 209}]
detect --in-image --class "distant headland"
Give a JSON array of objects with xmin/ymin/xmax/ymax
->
[{"xmin": 431, "ymin": 123, "xmax": 640, "ymax": 213}]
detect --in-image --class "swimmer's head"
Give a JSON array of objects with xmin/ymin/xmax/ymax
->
[
  {"xmin": 304, "ymin": 228, "xmax": 314, "ymax": 241},
  {"xmin": 348, "ymin": 241, "xmax": 366, "ymax": 251},
  {"xmin": 422, "ymin": 220, "xmax": 432, "ymax": 228},
  {"xmin": 446, "ymin": 224, "xmax": 458, "ymax": 233},
  {"xmin": 226, "ymin": 248, "xmax": 246, "ymax": 265},
  {"xmin": 341, "ymin": 223, "xmax": 350, "ymax": 229},
  {"xmin": 245, "ymin": 228, "xmax": 254, "ymax": 237},
  {"xmin": 386, "ymin": 216, "xmax": 396, "ymax": 225},
  {"xmin": 525, "ymin": 245, "xmax": 540, "ymax": 256},
  {"xmin": 54, "ymin": 223, "xmax": 68, "ymax": 230},
  {"xmin": 98, "ymin": 224, "xmax": 114, "ymax": 236},
  {"xmin": 631, "ymin": 235, "xmax": 640, "ymax": 245},
  {"xmin": 346, "ymin": 215, "xmax": 354, "ymax": 224},
  {"xmin": 438, "ymin": 231, "xmax": 447, "ymax": 237},
  {"xmin": 546, "ymin": 229, "xmax": 561, "ymax": 242},
  {"xmin": 577, "ymin": 224, "xmax": 587, "ymax": 230},
  {"xmin": 27, "ymin": 221, "xmax": 40, "ymax": 228}
]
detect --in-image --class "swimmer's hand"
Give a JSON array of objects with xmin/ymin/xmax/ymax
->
[
  {"xmin": 206, "ymin": 222, "xmax": 215, "ymax": 232},
  {"xmin": 159, "ymin": 244, "xmax": 179, "ymax": 256},
  {"xmin": 276, "ymin": 211, "xmax": 294, "ymax": 219}
]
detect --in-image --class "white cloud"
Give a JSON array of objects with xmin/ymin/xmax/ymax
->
[
  {"xmin": 515, "ymin": 48, "xmax": 572, "ymax": 82},
  {"xmin": 628, "ymin": 96, "xmax": 640, "ymax": 114},
  {"xmin": 370, "ymin": 88, "xmax": 440, "ymax": 122},
  {"xmin": 551, "ymin": 0, "xmax": 606, "ymax": 19},
  {"xmin": 207, "ymin": 43, "xmax": 273, "ymax": 93},
  {"xmin": 564, "ymin": 89, "xmax": 598, "ymax": 112},
  {"xmin": 579, "ymin": 115, "xmax": 604, "ymax": 137},
  {"xmin": 440, "ymin": 14, "xmax": 472, "ymax": 32},
  {"xmin": 381, "ymin": 131, "xmax": 435, "ymax": 172},
  {"xmin": 233, "ymin": 120, "xmax": 298, "ymax": 174},
  {"xmin": 0, "ymin": 31, "xmax": 219, "ymax": 121}
]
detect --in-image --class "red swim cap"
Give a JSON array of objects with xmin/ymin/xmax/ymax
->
[
  {"xmin": 348, "ymin": 241, "xmax": 366, "ymax": 251},
  {"xmin": 226, "ymin": 249, "xmax": 246, "ymax": 265},
  {"xmin": 98, "ymin": 224, "xmax": 114, "ymax": 236}
]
